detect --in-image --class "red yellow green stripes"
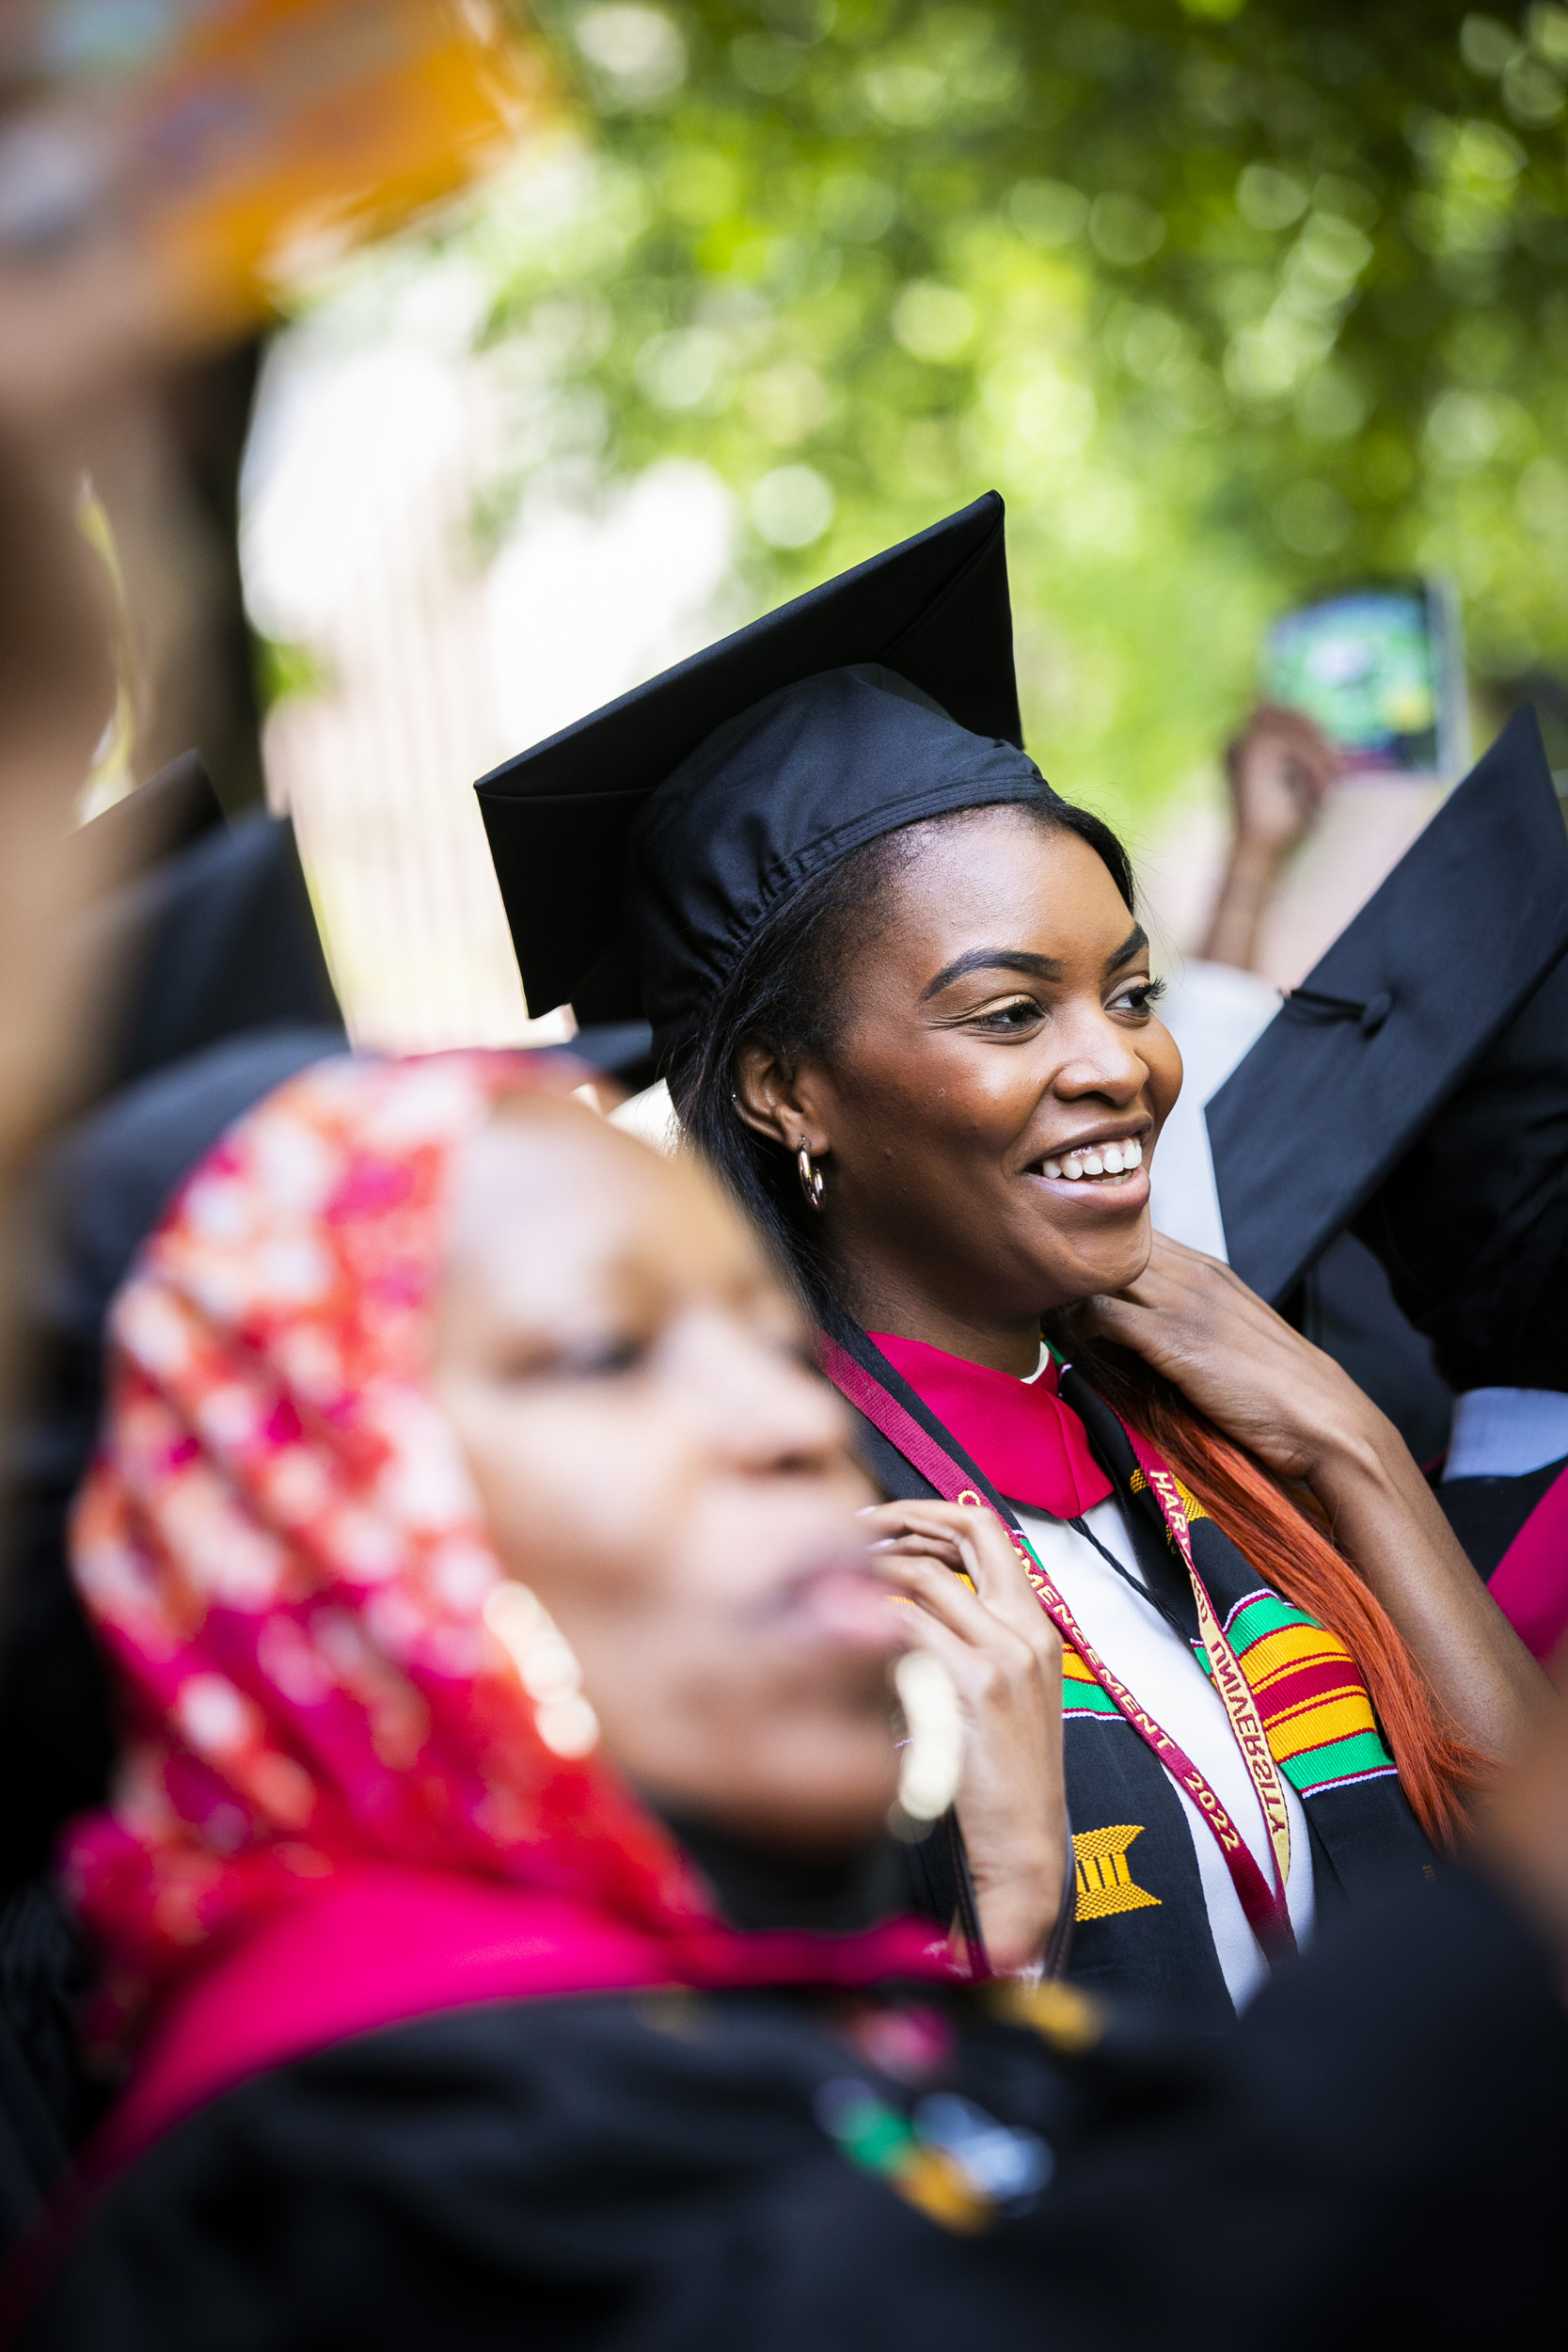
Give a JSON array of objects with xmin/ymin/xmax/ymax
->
[
  {"xmin": 1062, "ymin": 1592, "xmax": 1397, "ymax": 1799},
  {"xmin": 1197, "ymin": 1590, "xmax": 1397, "ymax": 1797},
  {"xmin": 1061, "ymin": 1644, "xmax": 1120, "ymax": 1721}
]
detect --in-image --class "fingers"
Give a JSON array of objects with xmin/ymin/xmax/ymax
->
[
  {"xmin": 861, "ymin": 1499, "xmax": 1060, "ymax": 1669},
  {"xmin": 1086, "ymin": 1233, "xmax": 1289, "ymax": 1348},
  {"xmin": 884, "ymin": 1558, "xmax": 1058, "ymax": 1737},
  {"xmin": 863, "ymin": 1504, "xmax": 1069, "ymax": 1974},
  {"xmin": 871, "ymin": 1547, "xmax": 1037, "ymax": 1665},
  {"xmin": 1074, "ymin": 1216, "xmax": 1381, "ymax": 1486},
  {"xmin": 888, "ymin": 1582, "xmax": 1012, "ymax": 1696},
  {"xmin": 861, "ymin": 1497, "xmax": 1031, "ymax": 1600}
]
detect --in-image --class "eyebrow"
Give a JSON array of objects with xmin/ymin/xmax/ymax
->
[
  {"xmin": 919, "ymin": 924, "xmax": 1149, "ymax": 1002},
  {"xmin": 920, "ymin": 948, "xmax": 1063, "ymax": 1001}
]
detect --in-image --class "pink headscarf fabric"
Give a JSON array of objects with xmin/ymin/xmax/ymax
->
[
  {"xmin": 66, "ymin": 1050, "xmax": 944, "ymax": 2130},
  {"xmin": 65, "ymin": 1052, "xmax": 708, "ymax": 2038}
]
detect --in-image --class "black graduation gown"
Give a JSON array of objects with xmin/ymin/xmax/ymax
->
[
  {"xmin": 832, "ymin": 1327, "xmax": 1435, "ymax": 2026},
  {"xmin": 15, "ymin": 1869, "xmax": 1567, "ymax": 2351}
]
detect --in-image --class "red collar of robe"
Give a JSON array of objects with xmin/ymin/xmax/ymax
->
[{"xmin": 869, "ymin": 1331, "xmax": 1114, "ymax": 1520}]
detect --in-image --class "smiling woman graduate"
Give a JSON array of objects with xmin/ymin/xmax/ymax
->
[{"xmin": 479, "ymin": 495, "xmax": 1547, "ymax": 2025}]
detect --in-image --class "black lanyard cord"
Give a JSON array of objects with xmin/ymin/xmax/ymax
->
[{"xmin": 1015, "ymin": 1503, "xmax": 1198, "ymax": 1652}]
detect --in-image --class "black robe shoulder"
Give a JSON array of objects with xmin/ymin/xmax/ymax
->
[{"xmin": 18, "ymin": 1871, "xmax": 1568, "ymax": 2352}]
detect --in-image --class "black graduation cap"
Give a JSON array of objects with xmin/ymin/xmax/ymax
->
[
  {"xmin": 1206, "ymin": 709, "xmax": 1568, "ymax": 1374},
  {"xmin": 476, "ymin": 493, "xmax": 1031, "ymax": 1040},
  {"xmin": 77, "ymin": 767, "xmax": 342, "ymax": 1104},
  {"xmin": 1354, "ymin": 939, "xmax": 1568, "ymax": 1393},
  {"xmin": 70, "ymin": 748, "xmax": 224, "ymax": 891}
]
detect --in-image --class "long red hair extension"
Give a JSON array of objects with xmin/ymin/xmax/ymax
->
[{"xmin": 1072, "ymin": 1343, "xmax": 1485, "ymax": 1850}]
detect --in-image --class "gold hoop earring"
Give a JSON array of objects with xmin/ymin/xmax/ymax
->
[{"xmin": 797, "ymin": 1142, "xmax": 825, "ymax": 1212}]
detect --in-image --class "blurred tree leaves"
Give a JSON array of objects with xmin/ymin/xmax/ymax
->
[{"xmin": 450, "ymin": 0, "xmax": 1568, "ymax": 833}]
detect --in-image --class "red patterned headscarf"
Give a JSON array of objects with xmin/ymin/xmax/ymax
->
[{"xmin": 64, "ymin": 1051, "xmax": 714, "ymax": 2042}]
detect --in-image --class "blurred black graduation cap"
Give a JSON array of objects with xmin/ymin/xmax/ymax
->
[
  {"xmin": 1208, "ymin": 707, "xmax": 1568, "ymax": 1391},
  {"xmin": 74, "ymin": 752, "xmax": 343, "ymax": 1104},
  {"xmin": 476, "ymin": 493, "xmax": 1023, "ymax": 1032},
  {"xmin": 69, "ymin": 745, "xmax": 223, "ymax": 886},
  {"xmin": 569, "ymin": 1020, "xmax": 659, "ymax": 1095}
]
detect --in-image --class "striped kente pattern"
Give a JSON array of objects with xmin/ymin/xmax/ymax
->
[
  {"xmin": 1059, "ymin": 1594, "xmax": 1397, "ymax": 1798},
  {"xmin": 1062, "ymin": 1644, "xmax": 1120, "ymax": 1722},
  {"xmin": 1196, "ymin": 1590, "xmax": 1397, "ymax": 1798}
]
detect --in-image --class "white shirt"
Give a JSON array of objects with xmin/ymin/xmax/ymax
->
[
  {"xmin": 1017, "ymin": 1497, "xmax": 1316, "ymax": 2010},
  {"xmin": 1144, "ymin": 958, "xmax": 1280, "ymax": 1261}
]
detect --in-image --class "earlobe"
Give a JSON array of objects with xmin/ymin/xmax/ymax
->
[{"xmin": 733, "ymin": 1038, "xmax": 821, "ymax": 1152}]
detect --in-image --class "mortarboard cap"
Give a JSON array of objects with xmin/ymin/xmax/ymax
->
[
  {"xmin": 82, "ymin": 797, "xmax": 342, "ymax": 1102},
  {"xmin": 1354, "ymin": 942, "xmax": 1568, "ymax": 1392},
  {"xmin": 1206, "ymin": 707, "xmax": 1568, "ymax": 1321},
  {"xmin": 476, "ymin": 494, "xmax": 1041, "ymax": 1051},
  {"xmin": 70, "ymin": 748, "xmax": 224, "ymax": 894}
]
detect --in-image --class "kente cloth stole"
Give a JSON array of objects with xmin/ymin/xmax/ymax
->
[
  {"xmin": 1119, "ymin": 1466, "xmax": 1398, "ymax": 1802},
  {"xmin": 827, "ymin": 1327, "xmax": 1401, "ymax": 1966},
  {"xmin": 1058, "ymin": 1590, "xmax": 1394, "ymax": 1802},
  {"xmin": 824, "ymin": 1335, "xmax": 1297, "ymax": 1956},
  {"xmin": 855, "ymin": 1330, "xmax": 1395, "ymax": 1807}
]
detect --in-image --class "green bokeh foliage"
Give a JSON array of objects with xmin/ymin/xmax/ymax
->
[{"xmin": 455, "ymin": 0, "xmax": 1568, "ymax": 835}]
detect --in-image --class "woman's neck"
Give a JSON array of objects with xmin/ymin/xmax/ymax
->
[{"xmin": 835, "ymin": 1263, "xmax": 1042, "ymax": 1377}]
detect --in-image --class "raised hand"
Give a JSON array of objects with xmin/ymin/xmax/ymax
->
[
  {"xmin": 1076, "ymin": 1230, "xmax": 1551, "ymax": 1767},
  {"xmin": 1075, "ymin": 1228, "xmax": 1374, "ymax": 1486},
  {"xmin": 861, "ymin": 1496, "xmax": 1068, "ymax": 1974}
]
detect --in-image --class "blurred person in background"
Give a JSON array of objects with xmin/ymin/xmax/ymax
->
[
  {"xmin": 1199, "ymin": 703, "xmax": 1339, "ymax": 977},
  {"xmin": 0, "ymin": 435, "xmax": 119, "ymax": 1196},
  {"xmin": 1155, "ymin": 693, "xmax": 1458, "ymax": 1470},
  {"xmin": 0, "ymin": 428, "xmax": 129, "ymax": 2241},
  {"xmin": 0, "ymin": 761, "xmax": 345, "ymax": 1940},
  {"xmin": 1191, "ymin": 675, "xmax": 1568, "ymax": 1642},
  {"xmin": 1354, "ymin": 943, "xmax": 1568, "ymax": 1659},
  {"xmin": 0, "ymin": 498, "xmax": 343, "ymax": 2247},
  {"xmin": 0, "ymin": 279, "xmax": 338, "ymax": 2239},
  {"xmin": 13, "ymin": 1044, "xmax": 1568, "ymax": 2352},
  {"xmin": 482, "ymin": 500, "xmax": 1545, "ymax": 2029}
]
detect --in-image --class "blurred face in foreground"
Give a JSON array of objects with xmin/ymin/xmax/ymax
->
[{"xmin": 433, "ymin": 1097, "xmax": 901, "ymax": 1855}]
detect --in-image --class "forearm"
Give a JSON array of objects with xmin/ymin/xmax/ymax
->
[
  {"xmin": 1198, "ymin": 841, "xmax": 1281, "ymax": 970},
  {"xmin": 958, "ymin": 1655, "xmax": 1069, "ymax": 1975},
  {"xmin": 1306, "ymin": 1409, "xmax": 1553, "ymax": 1766}
]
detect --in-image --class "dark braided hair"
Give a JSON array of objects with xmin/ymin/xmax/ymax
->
[{"xmin": 669, "ymin": 795, "xmax": 1134, "ymax": 1337}]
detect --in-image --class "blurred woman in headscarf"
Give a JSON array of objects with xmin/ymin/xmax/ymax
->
[{"xmin": 16, "ymin": 1049, "xmax": 1568, "ymax": 2350}]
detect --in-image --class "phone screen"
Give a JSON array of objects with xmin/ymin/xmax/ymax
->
[{"xmin": 1263, "ymin": 584, "xmax": 1465, "ymax": 775}]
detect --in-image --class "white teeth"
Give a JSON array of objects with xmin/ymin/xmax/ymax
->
[{"xmin": 1047, "ymin": 1136, "xmax": 1145, "ymax": 1183}]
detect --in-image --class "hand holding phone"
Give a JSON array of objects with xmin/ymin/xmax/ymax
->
[{"xmin": 1225, "ymin": 702, "xmax": 1339, "ymax": 858}]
